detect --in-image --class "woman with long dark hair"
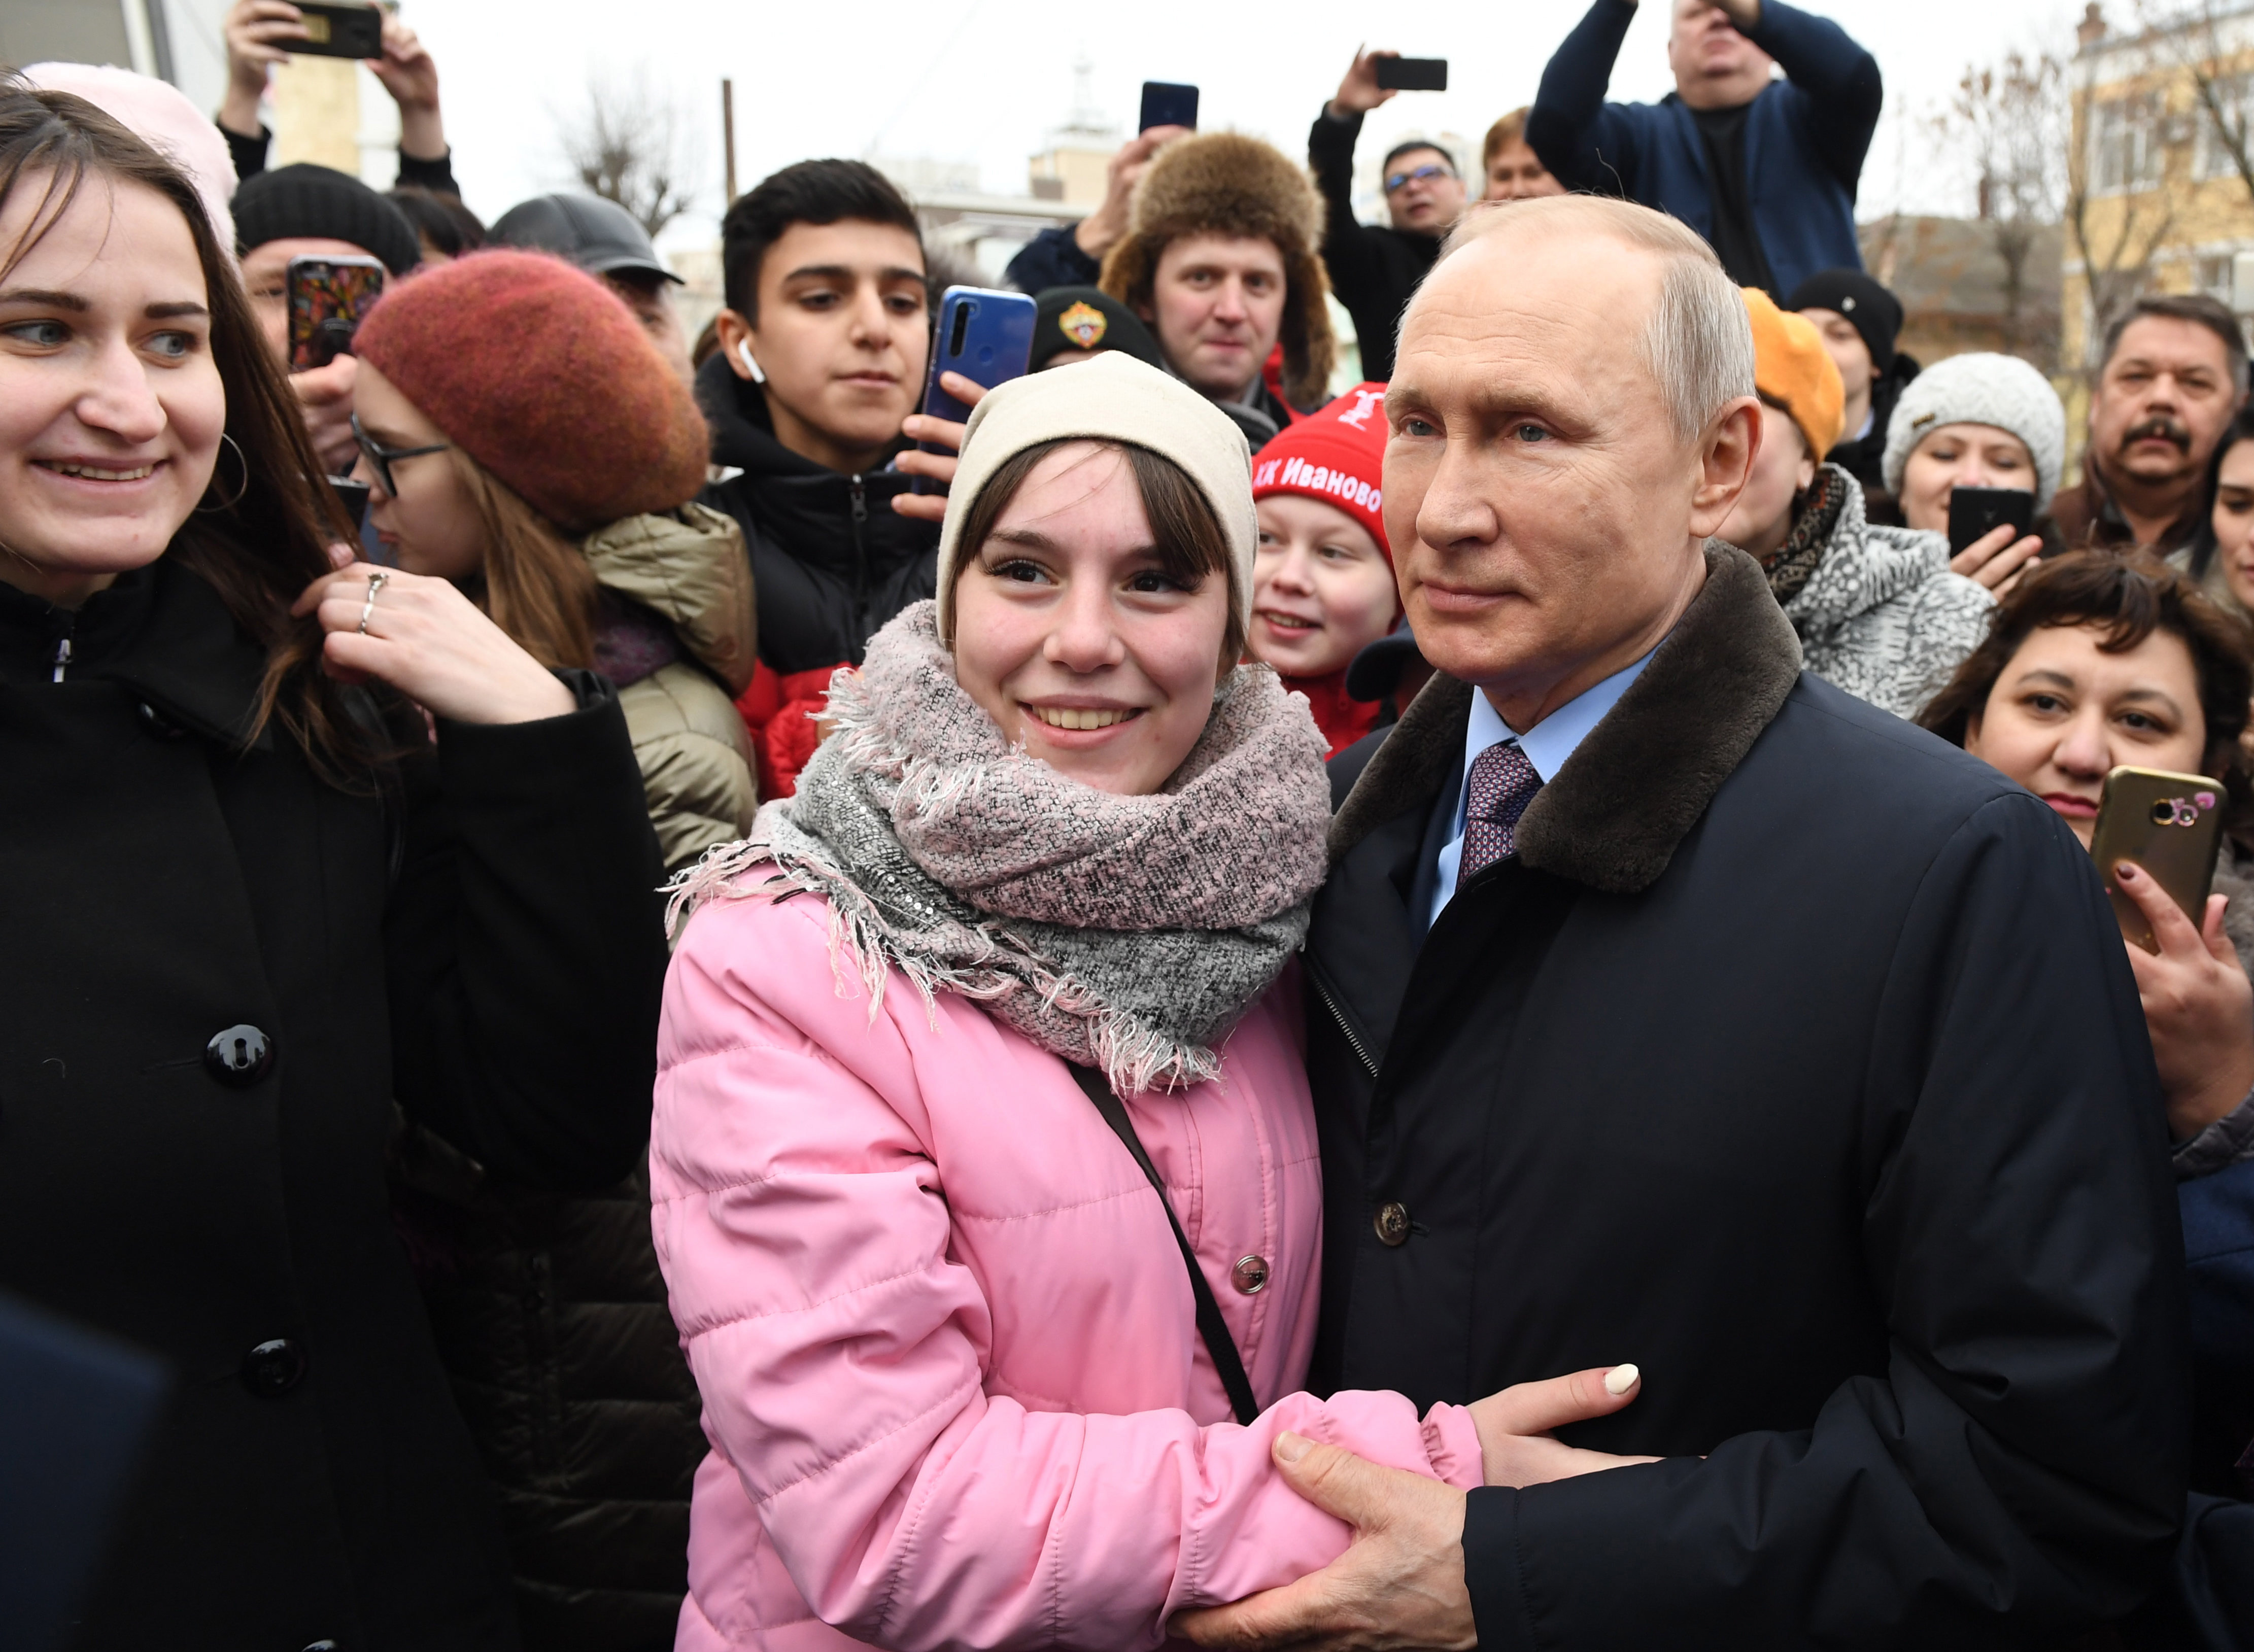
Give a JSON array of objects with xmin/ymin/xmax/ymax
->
[{"xmin": 0, "ymin": 81, "xmax": 668, "ymax": 1648}]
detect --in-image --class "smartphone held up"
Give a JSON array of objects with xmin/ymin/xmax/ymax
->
[
  {"xmin": 1139, "ymin": 82, "xmax": 1199, "ymax": 134},
  {"xmin": 288, "ymin": 0, "xmax": 385, "ymax": 59},
  {"xmin": 912, "ymin": 287, "xmax": 1037, "ymax": 493},
  {"xmin": 1375, "ymin": 57, "xmax": 1449, "ymax": 92},
  {"xmin": 287, "ymin": 254, "xmax": 385, "ymax": 372},
  {"xmin": 2090, "ymin": 766, "xmax": 2228, "ymax": 952},
  {"xmin": 1946, "ymin": 486, "xmax": 2037, "ymax": 557}
]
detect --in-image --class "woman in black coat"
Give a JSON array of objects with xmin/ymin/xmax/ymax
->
[{"xmin": 0, "ymin": 84, "xmax": 669, "ymax": 1649}]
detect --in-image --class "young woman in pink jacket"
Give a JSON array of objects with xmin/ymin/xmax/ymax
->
[{"xmin": 653, "ymin": 354, "xmax": 1642, "ymax": 1651}]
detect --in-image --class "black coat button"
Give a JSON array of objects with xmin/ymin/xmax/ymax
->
[
  {"xmin": 241, "ymin": 1338, "xmax": 307, "ymax": 1397},
  {"xmin": 1374, "ymin": 1201, "xmax": 1411, "ymax": 1247},
  {"xmin": 204, "ymin": 1024, "xmax": 272, "ymax": 1087}
]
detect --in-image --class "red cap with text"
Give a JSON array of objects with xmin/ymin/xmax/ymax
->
[{"xmin": 1250, "ymin": 382, "xmax": 1391, "ymax": 562}]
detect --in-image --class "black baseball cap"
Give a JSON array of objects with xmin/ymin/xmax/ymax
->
[
  {"xmin": 1030, "ymin": 286, "xmax": 1163, "ymax": 372},
  {"xmin": 488, "ymin": 193, "xmax": 680, "ymax": 285}
]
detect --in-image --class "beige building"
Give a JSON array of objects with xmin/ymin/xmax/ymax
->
[{"xmin": 2065, "ymin": 2, "xmax": 2254, "ymax": 377}]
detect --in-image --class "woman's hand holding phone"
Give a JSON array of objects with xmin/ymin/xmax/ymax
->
[
  {"xmin": 1949, "ymin": 522, "xmax": 2044, "ymax": 598},
  {"xmin": 893, "ymin": 371, "xmax": 987, "ymax": 523},
  {"xmin": 2114, "ymin": 861, "xmax": 2254, "ymax": 1139}
]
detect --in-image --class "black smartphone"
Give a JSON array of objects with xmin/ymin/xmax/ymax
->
[
  {"xmin": 327, "ymin": 475, "xmax": 371, "ymax": 531},
  {"xmin": 289, "ymin": 1, "xmax": 385, "ymax": 59},
  {"xmin": 913, "ymin": 287, "xmax": 1038, "ymax": 493},
  {"xmin": 1375, "ymin": 57, "xmax": 1449, "ymax": 92},
  {"xmin": 1946, "ymin": 486, "xmax": 2036, "ymax": 556},
  {"xmin": 1139, "ymin": 82, "xmax": 1199, "ymax": 133},
  {"xmin": 287, "ymin": 254, "xmax": 385, "ymax": 371}
]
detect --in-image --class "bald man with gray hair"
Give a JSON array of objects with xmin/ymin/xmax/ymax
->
[{"xmin": 1177, "ymin": 195, "xmax": 2188, "ymax": 1648}]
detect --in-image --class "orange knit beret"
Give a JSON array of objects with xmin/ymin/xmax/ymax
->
[
  {"xmin": 1741, "ymin": 287, "xmax": 1845, "ymax": 462},
  {"xmin": 353, "ymin": 249, "xmax": 709, "ymax": 534}
]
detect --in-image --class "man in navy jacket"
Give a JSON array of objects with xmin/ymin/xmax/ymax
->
[
  {"xmin": 1174, "ymin": 193, "xmax": 2186, "ymax": 1651},
  {"xmin": 1527, "ymin": 0, "xmax": 1881, "ymax": 297}
]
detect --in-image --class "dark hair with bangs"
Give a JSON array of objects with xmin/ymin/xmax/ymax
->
[
  {"xmin": 1919, "ymin": 551, "xmax": 2254, "ymax": 832},
  {"xmin": 942, "ymin": 438, "xmax": 1244, "ymax": 667},
  {"xmin": 0, "ymin": 76, "xmax": 372, "ymax": 782}
]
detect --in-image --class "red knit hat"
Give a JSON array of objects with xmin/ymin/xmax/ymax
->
[
  {"xmin": 352, "ymin": 249, "xmax": 709, "ymax": 534},
  {"xmin": 1250, "ymin": 382, "xmax": 1391, "ymax": 561}
]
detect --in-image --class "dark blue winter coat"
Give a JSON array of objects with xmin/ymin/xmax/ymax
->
[{"xmin": 1526, "ymin": 0, "xmax": 1882, "ymax": 299}]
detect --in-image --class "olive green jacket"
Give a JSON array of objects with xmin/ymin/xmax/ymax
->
[{"xmin": 583, "ymin": 505, "xmax": 758, "ymax": 874}]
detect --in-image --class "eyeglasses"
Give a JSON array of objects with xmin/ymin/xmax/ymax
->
[
  {"xmin": 1384, "ymin": 162, "xmax": 1456, "ymax": 194},
  {"xmin": 351, "ymin": 413, "xmax": 451, "ymax": 496}
]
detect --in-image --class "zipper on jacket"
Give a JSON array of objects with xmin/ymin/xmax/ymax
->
[
  {"xmin": 1304, "ymin": 959, "xmax": 1380, "ymax": 1078},
  {"xmin": 47, "ymin": 607, "xmax": 75, "ymax": 683},
  {"xmin": 848, "ymin": 473, "xmax": 869, "ymax": 604}
]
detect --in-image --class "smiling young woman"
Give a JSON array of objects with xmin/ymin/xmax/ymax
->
[
  {"xmin": 0, "ymin": 78, "xmax": 668, "ymax": 1649},
  {"xmin": 647, "ymin": 352, "xmax": 1646, "ymax": 1652}
]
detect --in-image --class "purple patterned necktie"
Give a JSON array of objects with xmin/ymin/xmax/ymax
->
[{"xmin": 1461, "ymin": 740, "xmax": 1542, "ymax": 878}]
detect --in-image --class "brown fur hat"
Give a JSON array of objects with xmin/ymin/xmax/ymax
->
[{"xmin": 1098, "ymin": 131, "xmax": 1336, "ymax": 411}]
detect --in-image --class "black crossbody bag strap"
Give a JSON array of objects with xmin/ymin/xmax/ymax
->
[{"xmin": 1067, "ymin": 1063, "xmax": 1260, "ymax": 1426}]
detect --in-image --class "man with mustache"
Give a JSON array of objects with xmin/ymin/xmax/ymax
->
[{"xmin": 2054, "ymin": 293, "xmax": 2248, "ymax": 555}]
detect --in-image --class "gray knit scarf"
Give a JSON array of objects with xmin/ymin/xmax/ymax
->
[{"xmin": 669, "ymin": 602, "xmax": 1332, "ymax": 1094}]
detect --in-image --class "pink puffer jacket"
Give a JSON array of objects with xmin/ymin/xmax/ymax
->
[{"xmin": 652, "ymin": 883, "xmax": 1482, "ymax": 1652}]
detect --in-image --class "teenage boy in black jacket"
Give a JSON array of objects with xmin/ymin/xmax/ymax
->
[
  {"xmin": 1307, "ymin": 50, "xmax": 1467, "ymax": 382},
  {"xmin": 698, "ymin": 159, "xmax": 941, "ymax": 798},
  {"xmin": 1177, "ymin": 194, "xmax": 2187, "ymax": 1652}
]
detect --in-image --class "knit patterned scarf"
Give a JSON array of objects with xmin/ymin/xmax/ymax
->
[
  {"xmin": 1760, "ymin": 465, "xmax": 1852, "ymax": 606},
  {"xmin": 669, "ymin": 602, "xmax": 1333, "ymax": 1094}
]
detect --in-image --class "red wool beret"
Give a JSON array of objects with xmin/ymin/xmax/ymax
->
[{"xmin": 352, "ymin": 248, "xmax": 709, "ymax": 534}]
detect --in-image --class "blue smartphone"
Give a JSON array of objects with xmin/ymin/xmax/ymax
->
[
  {"xmin": 1140, "ymin": 81, "xmax": 1199, "ymax": 133},
  {"xmin": 914, "ymin": 286, "xmax": 1037, "ymax": 492}
]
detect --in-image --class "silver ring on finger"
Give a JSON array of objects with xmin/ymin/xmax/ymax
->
[{"xmin": 358, "ymin": 568, "xmax": 391, "ymax": 636}]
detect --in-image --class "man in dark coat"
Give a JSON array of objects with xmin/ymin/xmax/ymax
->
[
  {"xmin": 1527, "ymin": 0, "xmax": 1881, "ymax": 298},
  {"xmin": 1177, "ymin": 195, "xmax": 2189, "ymax": 1649},
  {"xmin": 1307, "ymin": 49, "xmax": 1467, "ymax": 382}
]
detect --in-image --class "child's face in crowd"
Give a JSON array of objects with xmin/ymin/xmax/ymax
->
[
  {"xmin": 1249, "ymin": 494, "xmax": 1398, "ymax": 678},
  {"xmin": 1964, "ymin": 621, "xmax": 2210, "ymax": 848},
  {"xmin": 1714, "ymin": 402, "xmax": 1813, "ymax": 561},
  {"xmin": 1899, "ymin": 423, "xmax": 2037, "ymax": 536},
  {"xmin": 952, "ymin": 442, "xmax": 1230, "ymax": 798},
  {"xmin": 0, "ymin": 174, "xmax": 223, "ymax": 607},
  {"xmin": 2208, "ymin": 437, "xmax": 2254, "ymax": 616},
  {"xmin": 727, "ymin": 220, "xmax": 928, "ymax": 471},
  {"xmin": 1141, "ymin": 234, "xmax": 1286, "ymax": 402},
  {"xmin": 352, "ymin": 360, "xmax": 485, "ymax": 581}
]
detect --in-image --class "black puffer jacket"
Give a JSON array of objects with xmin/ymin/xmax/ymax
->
[
  {"xmin": 0, "ymin": 552, "xmax": 667, "ymax": 1650},
  {"xmin": 694, "ymin": 354, "xmax": 936, "ymax": 796}
]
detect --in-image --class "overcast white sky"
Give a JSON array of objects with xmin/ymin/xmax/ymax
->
[{"xmin": 168, "ymin": 0, "xmax": 2096, "ymax": 249}]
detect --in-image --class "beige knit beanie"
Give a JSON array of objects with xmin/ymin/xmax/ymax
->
[{"xmin": 934, "ymin": 352, "xmax": 1256, "ymax": 644}]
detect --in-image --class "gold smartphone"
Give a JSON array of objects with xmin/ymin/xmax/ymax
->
[{"xmin": 2089, "ymin": 765, "xmax": 2226, "ymax": 952}]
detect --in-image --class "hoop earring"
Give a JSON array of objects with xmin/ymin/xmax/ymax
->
[{"xmin": 194, "ymin": 432, "xmax": 250, "ymax": 514}]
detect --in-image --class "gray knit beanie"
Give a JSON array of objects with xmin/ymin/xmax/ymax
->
[
  {"xmin": 1882, "ymin": 352, "xmax": 2066, "ymax": 510},
  {"xmin": 935, "ymin": 351, "xmax": 1256, "ymax": 644}
]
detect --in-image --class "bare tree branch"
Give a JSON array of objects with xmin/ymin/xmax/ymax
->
[
  {"xmin": 553, "ymin": 71, "xmax": 701, "ymax": 240},
  {"xmin": 1938, "ymin": 51, "xmax": 2068, "ymax": 361}
]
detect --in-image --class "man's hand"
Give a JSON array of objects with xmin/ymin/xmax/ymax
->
[
  {"xmin": 1172, "ymin": 1434, "xmax": 1476, "ymax": 1652},
  {"xmin": 2116, "ymin": 862, "xmax": 2254, "ymax": 1138},
  {"xmin": 1073, "ymin": 127, "xmax": 1189, "ymax": 262},
  {"xmin": 292, "ymin": 354, "xmax": 359, "ymax": 478},
  {"xmin": 219, "ymin": 0, "xmax": 308, "ymax": 137},
  {"xmin": 1714, "ymin": 0, "xmax": 1763, "ymax": 29},
  {"xmin": 1329, "ymin": 49, "xmax": 1402, "ymax": 120},
  {"xmin": 893, "ymin": 371, "xmax": 986, "ymax": 522},
  {"xmin": 1469, "ymin": 1364, "xmax": 1658, "ymax": 1487},
  {"xmin": 371, "ymin": 15, "xmax": 447, "ymax": 159}
]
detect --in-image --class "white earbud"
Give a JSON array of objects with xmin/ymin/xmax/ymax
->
[{"xmin": 735, "ymin": 338, "xmax": 766, "ymax": 385}]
